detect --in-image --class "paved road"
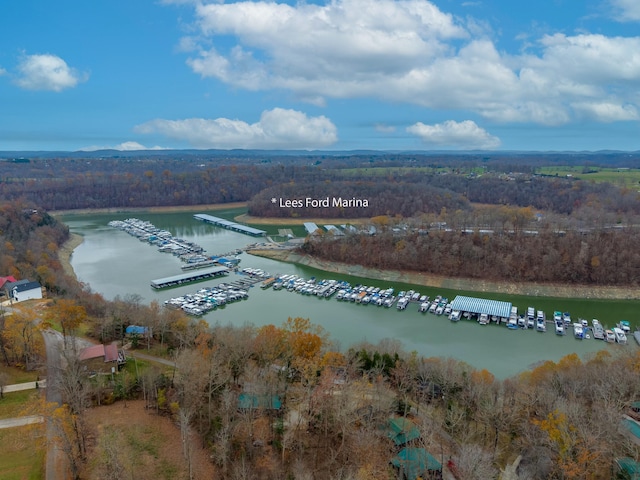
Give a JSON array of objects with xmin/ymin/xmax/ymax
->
[
  {"xmin": 0, "ymin": 415, "xmax": 44, "ymax": 429},
  {"xmin": 41, "ymin": 329, "xmax": 66, "ymax": 480},
  {"xmin": 2, "ymin": 379, "xmax": 47, "ymax": 393}
]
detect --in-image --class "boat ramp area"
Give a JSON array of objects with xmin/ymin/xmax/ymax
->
[
  {"xmin": 194, "ymin": 213, "xmax": 266, "ymax": 237},
  {"xmin": 151, "ymin": 266, "xmax": 230, "ymax": 289}
]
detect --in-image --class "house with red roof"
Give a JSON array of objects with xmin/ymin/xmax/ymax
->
[{"xmin": 79, "ymin": 343, "xmax": 126, "ymax": 373}]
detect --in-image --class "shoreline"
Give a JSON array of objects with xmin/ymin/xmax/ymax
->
[
  {"xmin": 247, "ymin": 249, "xmax": 640, "ymax": 300},
  {"xmin": 54, "ymin": 205, "xmax": 640, "ymax": 300},
  {"xmin": 58, "ymin": 233, "xmax": 84, "ymax": 281},
  {"xmin": 234, "ymin": 213, "xmax": 370, "ymax": 225},
  {"xmin": 50, "ymin": 202, "xmax": 249, "ymax": 217}
]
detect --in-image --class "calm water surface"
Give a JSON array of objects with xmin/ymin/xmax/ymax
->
[{"xmin": 62, "ymin": 211, "xmax": 635, "ymax": 379}]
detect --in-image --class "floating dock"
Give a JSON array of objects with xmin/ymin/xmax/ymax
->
[
  {"xmin": 151, "ymin": 266, "xmax": 229, "ymax": 289},
  {"xmin": 194, "ymin": 214, "xmax": 266, "ymax": 237}
]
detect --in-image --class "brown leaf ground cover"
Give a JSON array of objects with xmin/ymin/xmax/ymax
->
[{"xmin": 82, "ymin": 400, "xmax": 215, "ymax": 480}]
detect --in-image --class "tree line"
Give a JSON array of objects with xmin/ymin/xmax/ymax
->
[
  {"xmin": 301, "ymin": 227, "xmax": 640, "ymax": 286},
  {"xmin": 2, "ymin": 157, "xmax": 640, "ymax": 223}
]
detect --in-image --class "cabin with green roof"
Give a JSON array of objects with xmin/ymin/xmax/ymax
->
[
  {"xmin": 386, "ymin": 417, "xmax": 421, "ymax": 446},
  {"xmin": 616, "ymin": 457, "xmax": 640, "ymax": 480},
  {"xmin": 391, "ymin": 447, "xmax": 442, "ymax": 480}
]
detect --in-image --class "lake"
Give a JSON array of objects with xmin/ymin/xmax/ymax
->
[{"xmin": 61, "ymin": 210, "xmax": 637, "ymax": 379}]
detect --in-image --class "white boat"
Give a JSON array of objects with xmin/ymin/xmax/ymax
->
[
  {"xmin": 555, "ymin": 321, "xmax": 565, "ymax": 335},
  {"xmin": 592, "ymin": 322, "xmax": 605, "ymax": 340},
  {"xmin": 573, "ymin": 323, "xmax": 584, "ymax": 339},
  {"xmin": 507, "ymin": 317, "xmax": 518, "ymax": 329},
  {"xmin": 536, "ymin": 310, "xmax": 546, "ymax": 332},
  {"xmin": 613, "ymin": 327, "xmax": 627, "ymax": 344},
  {"xmin": 563, "ymin": 312, "xmax": 571, "ymax": 325},
  {"xmin": 449, "ymin": 310, "xmax": 461, "ymax": 322},
  {"xmin": 397, "ymin": 297, "xmax": 409, "ymax": 310},
  {"xmin": 478, "ymin": 313, "xmax": 489, "ymax": 325},
  {"xmin": 419, "ymin": 301, "xmax": 430, "ymax": 313}
]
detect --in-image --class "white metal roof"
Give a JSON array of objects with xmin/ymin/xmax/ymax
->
[{"xmin": 450, "ymin": 295, "xmax": 512, "ymax": 318}]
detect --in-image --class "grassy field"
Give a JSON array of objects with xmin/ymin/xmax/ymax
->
[
  {"xmin": 334, "ymin": 166, "xmax": 487, "ymax": 177},
  {"xmin": 537, "ymin": 166, "xmax": 640, "ymax": 187},
  {"xmin": 0, "ymin": 365, "xmax": 39, "ymax": 385},
  {"xmin": 0, "ymin": 391, "xmax": 41, "ymax": 419},
  {"xmin": 0, "ymin": 427, "xmax": 45, "ymax": 480}
]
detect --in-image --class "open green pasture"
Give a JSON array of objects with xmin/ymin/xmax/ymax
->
[
  {"xmin": 0, "ymin": 427, "xmax": 45, "ymax": 480},
  {"xmin": 538, "ymin": 166, "xmax": 640, "ymax": 187},
  {"xmin": 0, "ymin": 391, "xmax": 40, "ymax": 419},
  {"xmin": 335, "ymin": 166, "xmax": 486, "ymax": 177}
]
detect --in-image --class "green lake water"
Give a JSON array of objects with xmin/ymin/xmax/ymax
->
[{"xmin": 61, "ymin": 210, "xmax": 639, "ymax": 379}]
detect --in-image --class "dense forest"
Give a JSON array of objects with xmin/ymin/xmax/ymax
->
[
  {"xmin": 2, "ymin": 155, "xmax": 640, "ymax": 223},
  {"xmin": 0, "ymin": 201, "xmax": 75, "ymax": 295},
  {"xmin": 301, "ymin": 227, "xmax": 640, "ymax": 286}
]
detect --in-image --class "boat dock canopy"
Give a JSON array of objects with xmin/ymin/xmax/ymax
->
[
  {"xmin": 151, "ymin": 266, "xmax": 229, "ymax": 289},
  {"xmin": 194, "ymin": 214, "xmax": 266, "ymax": 236},
  {"xmin": 451, "ymin": 295, "xmax": 513, "ymax": 318},
  {"xmin": 304, "ymin": 222, "xmax": 320, "ymax": 234}
]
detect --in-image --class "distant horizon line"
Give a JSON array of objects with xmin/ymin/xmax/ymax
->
[{"xmin": 2, "ymin": 148, "xmax": 640, "ymax": 157}]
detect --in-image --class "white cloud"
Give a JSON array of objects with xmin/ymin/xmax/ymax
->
[
  {"xmin": 135, "ymin": 108, "xmax": 338, "ymax": 149},
  {"xmin": 80, "ymin": 142, "xmax": 166, "ymax": 152},
  {"xmin": 171, "ymin": 0, "xmax": 640, "ymax": 126},
  {"xmin": 571, "ymin": 101, "xmax": 638, "ymax": 122},
  {"xmin": 15, "ymin": 54, "xmax": 86, "ymax": 92},
  {"xmin": 611, "ymin": 0, "xmax": 640, "ymax": 21},
  {"xmin": 0, "ymin": 67, "xmax": 7, "ymax": 76},
  {"xmin": 407, "ymin": 120, "xmax": 500, "ymax": 149}
]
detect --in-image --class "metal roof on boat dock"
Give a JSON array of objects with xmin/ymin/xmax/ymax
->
[
  {"xmin": 151, "ymin": 266, "xmax": 229, "ymax": 289},
  {"xmin": 304, "ymin": 222, "xmax": 320, "ymax": 234},
  {"xmin": 194, "ymin": 214, "xmax": 266, "ymax": 236},
  {"xmin": 451, "ymin": 295, "xmax": 512, "ymax": 318}
]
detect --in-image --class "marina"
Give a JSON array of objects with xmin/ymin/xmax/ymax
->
[
  {"xmin": 64, "ymin": 211, "xmax": 639, "ymax": 379},
  {"xmin": 211, "ymin": 268, "xmax": 636, "ymax": 345},
  {"xmin": 194, "ymin": 213, "xmax": 266, "ymax": 236},
  {"xmin": 151, "ymin": 266, "xmax": 229, "ymax": 289},
  {"xmin": 110, "ymin": 218, "xmax": 242, "ymax": 271}
]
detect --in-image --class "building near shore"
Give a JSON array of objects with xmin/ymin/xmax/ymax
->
[{"xmin": 3, "ymin": 279, "xmax": 43, "ymax": 303}]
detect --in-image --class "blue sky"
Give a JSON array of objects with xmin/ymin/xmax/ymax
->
[{"xmin": 1, "ymin": 0, "xmax": 639, "ymax": 152}]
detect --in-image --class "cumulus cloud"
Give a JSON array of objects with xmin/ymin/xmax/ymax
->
[
  {"xmin": 15, "ymin": 54, "xmax": 86, "ymax": 92},
  {"xmin": 611, "ymin": 0, "xmax": 640, "ymax": 21},
  {"xmin": 407, "ymin": 120, "xmax": 500, "ymax": 149},
  {"xmin": 0, "ymin": 67, "xmax": 7, "ymax": 76},
  {"xmin": 170, "ymin": 0, "xmax": 640, "ymax": 126},
  {"xmin": 80, "ymin": 142, "xmax": 166, "ymax": 152},
  {"xmin": 135, "ymin": 108, "xmax": 338, "ymax": 149}
]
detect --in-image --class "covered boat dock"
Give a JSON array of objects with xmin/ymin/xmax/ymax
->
[
  {"xmin": 450, "ymin": 295, "xmax": 512, "ymax": 319},
  {"xmin": 151, "ymin": 266, "xmax": 229, "ymax": 289},
  {"xmin": 194, "ymin": 214, "xmax": 266, "ymax": 237}
]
